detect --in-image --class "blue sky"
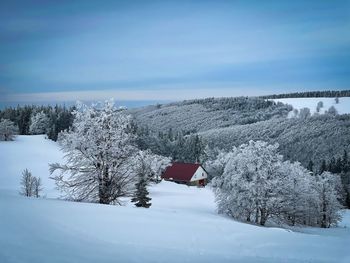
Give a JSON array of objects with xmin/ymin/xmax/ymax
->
[{"xmin": 0, "ymin": 0, "xmax": 349, "ymax": 105}]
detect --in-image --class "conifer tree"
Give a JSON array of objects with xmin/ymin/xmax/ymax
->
[{"xmin": 131, "ymin": 174, "xmax": 152, "ymax": 208}]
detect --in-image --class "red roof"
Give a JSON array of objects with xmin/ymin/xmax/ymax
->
[{"xmin": 162, "ymin": 163, "xmax": 201, "ymax": 182}]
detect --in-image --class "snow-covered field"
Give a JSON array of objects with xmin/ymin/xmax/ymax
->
[
  {"xmin": 0, "ymin": 135, "xmax": 62, "ymax": 197},
  {"xmin": 0, "ymin": 136, "xmax": 349, "ymax": 262},
  {"xmin": 272, "ymin": 97, "xmax": 350, "ymax": 115}
]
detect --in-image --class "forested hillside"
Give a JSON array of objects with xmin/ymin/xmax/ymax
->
[
  {"xmin": 200, "ymin": 114, "xmax": 350, "ymax": 168},
  {"xmin": 131, "ymin": 96, "xmax": 350, "ymax": 169},
  {"xmin": 131, "ymin": 97, "xmax": 292, "ymax": 134}
]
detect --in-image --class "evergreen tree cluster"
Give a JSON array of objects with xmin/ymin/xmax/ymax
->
[
  {"xmin": 179, "ymin": 96, "xmax": 280, "ymax": 111},
  {"xmin": 135, "ymin": 125, "xmax": 205, "ymax": 163},
  {"xmin": 0, "ymin": 105, "xmax": 74, "ymax": 141},
  {"xmin": 261, "ymin": 90, "xmax": 350, "ymax": 99}
]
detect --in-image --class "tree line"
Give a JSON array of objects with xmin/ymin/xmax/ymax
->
[
  {"xmin": 261, "ymin": 90, "xmax": 350, "ymax": 99},
  {"xmin": 0, "ymin": 105, "xmax": 74, "ymax": 141}
]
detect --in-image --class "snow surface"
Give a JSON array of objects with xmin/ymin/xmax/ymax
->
[
  {"xmin": 1, "ymin": 136, "xmax": 350, "ymax": 263},
  {"xmin": 272, "ymin": 97, "xmax": 350, "ymax": 115},
  {"xmin": 0, "ymin": 135, "xmax": 62, "ymax": 197}
]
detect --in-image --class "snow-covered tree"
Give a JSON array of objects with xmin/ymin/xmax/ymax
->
[
  {"xmin": 20, "ymin": 169, "xmax": 34, "ymax": 197},
  {"xmin": 19, "ymin": 169, "xmax": 42, "ymax": 198},
  {"xmin": 292, "ymin": 109, "xmax": 299, "ymax": 118},
  {"xmin": 315, "ymin": 172, "xmax": 343, "ymax": 228},
  {"xmin": 0, "ymin": 119, "xmax": 18, "ymax": 141},
  {"xmin": 204, "ymin": 147, "xmax": 233, "ymax": 181},
  {"xmin": 29, "ymin": 111, "xmax": 50, "ymax": 134},
  {"xmin": 211, "ymin": 141, "xmax": 343, "ymax": 227},
  {"xmin": 131, "ymin": 173, "xmax": 152, "ymax": 208},
  {"xmin": 326, "ymin": 106, "xmax": 338, "ymax": 116},
  {"xmin": 299, "ymin": 107, "xmax": 311, "ymax": 120},
  {"xmin": 32, "ymin": 177, "xmax": 43, "ymax": 198},
  {"xmin": 279, "ymin": 161, "xmax": 316, "ymax": 226},
  {"xmin": 316, "ymin": 101, "xmax": 323, "ymax": 113},
  {"xmin": 50, "ymin": 100, "xmax": 139, "ymax": 205},
  {"xmin": 132, "ymin": 150, "xmax": 171, "ymax": 183},
  {"xmin": 212, "ymin": 141, "xmax": 284, "ymax": 226}
]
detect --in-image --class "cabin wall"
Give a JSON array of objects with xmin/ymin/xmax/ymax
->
[{"xmin": 190, "ymin": 167, "xmax": 207, "ymax": 182}]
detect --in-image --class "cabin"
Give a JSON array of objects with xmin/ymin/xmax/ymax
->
[{"xmin": 162, "ymin": 163, "xmax": 208, "ymax": 186}]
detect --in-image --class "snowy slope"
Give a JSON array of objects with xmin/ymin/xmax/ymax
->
[
  {"xmin": 0, "ymin": 136, "xmax": 349, "ymax": 263},
  {"xmin": 0, "ymin": 135, "xmax": 63, "ymax": 197},
  {"xmin": 272, "ymin": 97, "xmax": 350, "ymax": 115}
]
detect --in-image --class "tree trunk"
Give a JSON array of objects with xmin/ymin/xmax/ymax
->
[
  {"xmin": 321, "ymin": 188, "xmax": 327, "ymax": 228},
  {"xmin": 99, "ymin": 167, "xmax": 111, "ymax": 204},
  {"xmin": 259, "ymin": 208, "xmax": 268, "ymax": 226},
  {"xmin": 246, "ymin": 214, "xmax": 251, "ymax": 222}
]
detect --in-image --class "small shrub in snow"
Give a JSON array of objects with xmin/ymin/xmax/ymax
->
[
  {"xmin": 20, "ymin": 169, "xmax": 42, "ymax": 197},
  {"xmin": 32, "ymin": 176, "xmax": 43, "ymax": 198}
]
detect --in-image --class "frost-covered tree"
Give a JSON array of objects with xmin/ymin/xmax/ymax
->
[
  {"xmin": 315, "ymin": 172, "xmax": 343, "ymax": 228},
  {"xmin": 212, "ymin": 141, "xmax": 284, "ymax": 226},
  {"xmin": 279, "ymin": 161, "xmax": 316, "ymax": 226},
  {"xmin": 131, "ymin": 173, "xmax": 152, "ymax": 208},
  {"xmin": 20, "ymin": 169, "xmax": 34, "ymax": 197},
  {"xmin": 316, "ymin": 101, "xmax": 323, "ymax": 113},
  {"xmin": 326, "ymin": 106, "xmax": 338, "ymax": 116},
  {"xmin": 211, "ymin": 141, "xmax": 343, "ymax": 227},
  {"xmin": 299, "ymin": 107, "xmax": 311, "ymax": 120},
  {"xmin": 50, "ymin": 100, "xmax": 139, "ymax": 205},
  {"xmin": 0, "ymin": 119, "xmax": 18, "ymax": 141},
  {"xmin": 132, "ymin": 150, "xmax": 171, "ymax": 183},
  {"xmin": 20, "ymin": 169, "xmax": 42, "ymax": 198},
  {"xmin": 204, "ymin": 147, "xmax": 233, "ymax": 181},
  {"xmin": 292, "ymin": 109, "xmax": 299, "ymax": 118},
  {"xmin": 32, "ymin": 177, "xmax": 43, "ymax": 198},
  {"xmin": 29, "ymin": 111, "xmax": 50, "ymax": 134}
]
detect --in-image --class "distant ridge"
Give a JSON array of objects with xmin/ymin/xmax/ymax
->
[{"xmin": 261, "ymin": 90, "xmax": 350, "ymax": 99}]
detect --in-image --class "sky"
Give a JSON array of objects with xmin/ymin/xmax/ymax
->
[{"xmin": 0, "ymin": 0, "xmax": 349, "ymax": 106}]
